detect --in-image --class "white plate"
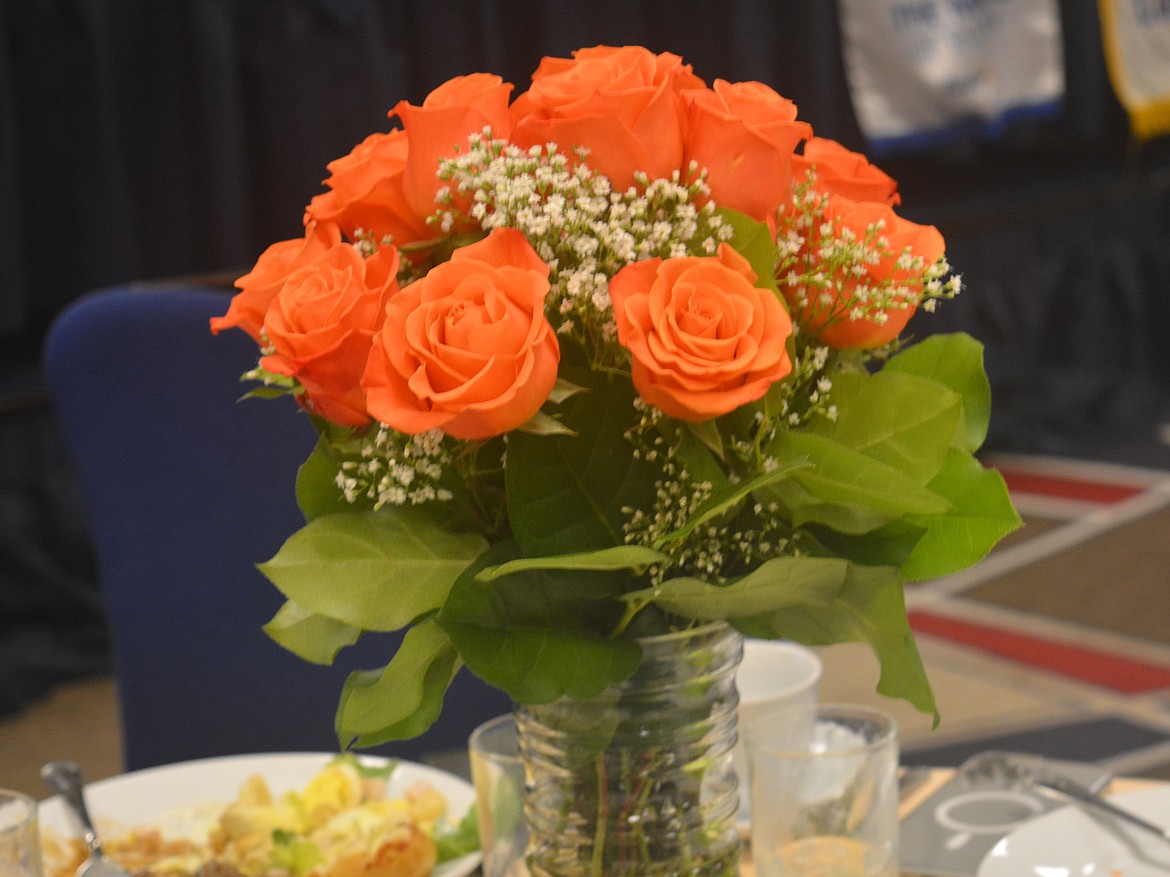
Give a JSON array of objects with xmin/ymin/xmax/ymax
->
[
  {"xmin": 977, "ymin": 784, "xmax": 1170, "ymax": 876},
  {"xmin": 38, "ymin": 752, "xmax": 481, "ymax": 877}
]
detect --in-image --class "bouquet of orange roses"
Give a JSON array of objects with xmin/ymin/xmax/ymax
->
[{"xmin": 212, "ymin": 45, "xmax": 1019, "ymax": 748}]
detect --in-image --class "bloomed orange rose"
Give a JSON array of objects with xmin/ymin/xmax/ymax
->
[
  {"xmin": 609, "ymin": 243, "xmax": 793, "ymax": 421},
  {"xmin": 362, "ymin": 227, "xmax": 559, "ymax": 440},
  {"xmin": 260, "ymin": 244, "xmax": 400, "ymax": 427},
  {"xmin": 682, "ymin": 80, "xmax": 812, "ymax": 221},
  {"xmin": 510, "ymin": 45, "xmax": 704, "ymax": 191},
  {"xmin": 786, "ymin": 197, "xmax": 945, "ymax": 349},
  {"xmin": 793, "ymin": 137, "xmax": 901, "ymax": 206},
  {"xmin": 210, "ymin": 221, "xmax": 342, "ymax": 343},
  {"xmin": 392, "ymin": 73, "xmax": 514, "ymax": 225},
  {"xmin": 305, "ymin": 128, "xmax": 432, "ymax": 248}
]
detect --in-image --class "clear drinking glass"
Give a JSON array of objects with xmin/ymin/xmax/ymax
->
[
  {"xmin": 744, "ymin": 703, "xmax": 899, "ymax": 877},
  {"xmin": 470, "ymin": 714, "xmax": 530, "ymax": 877},
  {"xmin": 0, "ymin": 790, "xmax": 41, "ymax": 877}
]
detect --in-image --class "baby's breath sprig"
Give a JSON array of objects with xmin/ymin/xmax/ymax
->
[
  {"xmin": 622, "ymin": 409, "xmax": 793, "ymax": 586},
  {"xmin": 329, "ymin": 425, "xmax": 456, "ymax": 509},
  {"xmin": 777, "ymin": 175, "xmax": 960, "ymax": 332}
]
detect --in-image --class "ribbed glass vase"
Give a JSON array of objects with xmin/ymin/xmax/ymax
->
[{"xmin": 514, "ymin": 622, "xmax": 743, "ymax": 877}]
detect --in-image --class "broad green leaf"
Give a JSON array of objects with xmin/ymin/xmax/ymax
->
[
  {"xmin": 259, "ymin": 505, "xmax": 488, "ymax": 631},
  {"xmin": 764, "ymin": 432, "xmax": 952, "ymax": 531},
  {"xmin": 736, "ymin": 563, "xmax": 938, "ymax": 722},
  {"xmin": 630, "ymin": 556, "xmax": 848, "ymax": 620},
  {"xmin": 443, "ymin": 623, "xmax": 642, "ymax": 704},
  {"xmin": 809, "ymin": 370, "xmax": 961, "ymax": 481},
  {"xmin": 477, "ymin": 545, "xmax": 670, "ymax": 581},
  {"xmin": 506, "ymin": 373, "xmax": 656, "ymax": 556},
  {"xmin": 806, "ymin": 518, "xmax": 928, "ymax": 571},
  {"xmin": 712, "ymin": 208, "xmax": 781, "ymax": 293},
  {"xmin": 886, "ymin": 333, "xmax": 991, "ymax": 453},
  {"xmin": 900, "ymin": 449, "xmax": 1023, "ymax": 580},
  {"xmin": 263, "ymin": 599, "xmax": 362, "ymax": 665},
  {"xmin": 335, "ymin": 620, "xmax": 460, "ymax": 747},
  {"xmin": 439, "ymin": 544, "xmax": 641, "ymax": 703}
]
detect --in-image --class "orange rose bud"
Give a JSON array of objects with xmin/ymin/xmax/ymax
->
[
  {"xmin": 211, "ymin": 221, "xmax": 342, "ymax": 343},
  {"xmin": 393, "ymin": 73, "xmax": 514, "ymax": 224},
  {"xmin": 609, "ymin": 244, "xmax": 793, "ymax": 421},
  {"xmin": 787, "ymin": 197, "xmax": 945, "ymax": 350},
  {"xmin": 793, "ymin": 137, "xmax": 901, "ymax": 206},
  {"xmin": 510, "ymin": 45, "xmax": 704, "ymax": 191},
  {"xmin": 305, "ymin": 128, "xmax": 432, "ymax": 247},
  {"xmin": 362, "ymin": 227, "xmax": 560, "ymax": 440},
  {"xmin": 260, "ymin": 243, "xmax": 400, "ymax": 427},
  {"xmin": 682, "ymin": 80, "xmax": 812, "ymax": 221}
]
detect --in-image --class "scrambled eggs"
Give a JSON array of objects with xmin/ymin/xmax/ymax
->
[{"xmin": 48, "ymin": 758, "xmax": 451, "ymax": 877}]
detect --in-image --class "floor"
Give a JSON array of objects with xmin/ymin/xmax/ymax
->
[{"xmin": 5, "ymin": 452, "xmax": 1170, "ymax": 802}]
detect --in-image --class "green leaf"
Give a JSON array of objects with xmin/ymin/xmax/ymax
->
[
  {"xmin": 809, "ymin": 370, "xmax": 961, "ymax": 481},
  {"xmin": 335, "ymin": 620, "xmax": 461, "ymax": 747},
  {"xmin": 630, "ymin": 556, "xmax": 849, "ymax": 620},
  {"xmin": 737, "ymin": 562, "xmax": 938, "ymax": 723},
  {"xmin": 712, "ymin": 207, "xmax": 781, "ymax": 293},
  {"xmin": 506, "ymin": 373, "xmax": 657, "ymax": 556},
  {"xmin": 439, "ymin": 544, "xmax": 641, "ymax": 703},
  {"xmin": 764, "ymin": 432, "xmax": 952, "ymax": 532},
  {"xmin": 546, "ymin": 377, "xmax": 589, "ymax": 405},
  {"xmin": 259, "ymin": 505, "xmax": 488, "ymax": 631},
  {"xmin": 900, "ymin": 449, "xmax": 1023, "ymax": 580},
  {"xmin": 434, "ymin": 805, "xmax": 482, "ymax": 862},
  {"xmin": 263, "ymin": 599, "xmax": 362, "ymax": 664},
  {"xmin": 240, "ymin": 385, "xmax": 298, "ymax": 401},
  {"xmin": 516, "ymin": 410, "xmax": 576, "ymax": 436},
  {"xmin": 886, "ymin": 333, "xmax": 991, "ymax": 453},
  {"xmin": 446, "ymin": 623, "xmax": 641, "ymax": 704},
  {"xmin": 295, "ymin": 439, "xmax": 354, "ymax": 520},
  {"xmin": 476, "ymin": 545, "xmax": 670, "ymax": 581},
  {"xmin": 683, "ymin": 419, "xmax": 725, "ymax": 462},
  {"xmin": 805, "ymin": 519, "xmax": 928, "ymax": 571}
]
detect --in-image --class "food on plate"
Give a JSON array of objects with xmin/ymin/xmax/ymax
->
[{"xmin": 44, "ymin": 757, "xmax": 469, "ymax": 877}]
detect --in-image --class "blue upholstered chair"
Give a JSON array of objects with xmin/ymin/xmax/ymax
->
[{"xmin": 42, "ymin": 283, "xmax": 510, "ymax": 771}]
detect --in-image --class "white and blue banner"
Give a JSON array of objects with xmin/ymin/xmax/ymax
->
[
  {"xmin": 1099, "ymin": 0, "xmax": 1170, "ymax": 141},
  {"xmin": 836, "ymin": 0, "xmax": 1065, "ymax": 154}
]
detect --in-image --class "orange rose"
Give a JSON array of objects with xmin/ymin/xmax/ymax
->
[
  {"xmin": 260, "ymin": 244, "xmax": 400, "ymax": 427},
  {"xmin": 786, "ymin": 197, "xmax": 944, "ymax": 349},
  {"xmin": 210, "ymin": 221, "xmax": 341, "ymax": 343},
  {"xmin": 362, "ymin": 228, "xmax": 559, "ymax": 440},
  {"xmin": 682, "ymin": 80, "xmax": 811, "ymax": 220},
  {"xmin": 793, "ymin": 137, "xmax": 901, "ymax": 206},
  {"xmin": 305, "ymin": 128, "xmax": 432, "ymax": 247},
  {"xmin": 609, "ymin": 244, "xmax": 793, "ymax": 421},
  {"xmin": 392, "ymin": 73, "xmax": 514, "ymax": 224},
  {"xmin": 510, "ymin": 45, "xmax": 704, "ymax": 191}
]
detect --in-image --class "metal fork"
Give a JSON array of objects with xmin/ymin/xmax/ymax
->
[
  {"xmin": 41, "ymin": 761, "xmax": 133, "ymax": 877},
  {"xmin": 1034, "ymin": 772, "xmax": 1170, "ymax": 846}
]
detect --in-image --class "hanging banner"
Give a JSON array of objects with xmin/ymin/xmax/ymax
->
[
  {"xmin": 836, "ymin": 0, "xmax": 1065, "ymax": 155},
  {"xmin": 1099, "ymin": 0, "xmax": 1170, "ymax": 141}
]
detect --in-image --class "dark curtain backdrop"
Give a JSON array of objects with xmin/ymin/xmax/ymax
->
[{"xmin": 3, "ymin": 0, "xmax": 1169, "ymax": 712}]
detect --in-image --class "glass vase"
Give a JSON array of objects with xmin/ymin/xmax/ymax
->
[{"xmin": 514, "ymin": 622, "xmax": 743, "ymax": 877}]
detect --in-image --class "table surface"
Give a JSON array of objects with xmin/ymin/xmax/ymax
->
[{"xmin": 738, "ymin": 769, "xmax": 1163, "ymax": 877}]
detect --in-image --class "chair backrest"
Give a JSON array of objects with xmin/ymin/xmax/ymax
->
[{"xmin": 42, "ymin": 284, "xmax": 510, "ymax": 771}]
